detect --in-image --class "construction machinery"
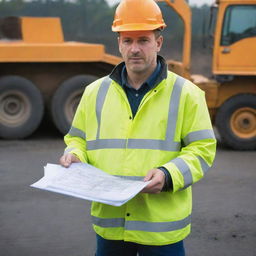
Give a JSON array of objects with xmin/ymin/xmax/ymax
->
[
  {"xmin": 0, "ymin": 16, "xmax": 121, "ymax": 138},
  {"xmin": 0, "ymin": 0, "xmax": 255, "ymax": 150},
  {"xmin": 158, "ymin": 0, "xmax": 256, "ymax": 150}
]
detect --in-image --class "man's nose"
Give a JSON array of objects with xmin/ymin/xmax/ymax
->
[{"xmin": 130, "ymin": 42, "xmax": 140, "ymax": 54}]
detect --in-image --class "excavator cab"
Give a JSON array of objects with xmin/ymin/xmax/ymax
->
[{"xmin": 212, "ymin": 0, "xmax": 256, "ymax": 81}]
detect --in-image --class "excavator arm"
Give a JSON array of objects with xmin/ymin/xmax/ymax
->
[{"xmin": 156, "ymin": 0, "xmax": 191, "ymax": 76}]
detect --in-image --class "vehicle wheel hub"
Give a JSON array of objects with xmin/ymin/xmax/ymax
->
[
  {"xmin": 3, "ymin": 97, "xmax": 22, "ymax": 115},
  {"xmin": 230, "ymin": 107, "xmax": 256, "ymax": 139},
  {"xmin": 0, "ymin": 91, "xmax": 30, "ymax": 127}
]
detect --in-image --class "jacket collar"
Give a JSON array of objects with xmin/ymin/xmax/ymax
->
[{"xmin": 109, "ymin": 55, "xmax": 168, "ymax": 88}]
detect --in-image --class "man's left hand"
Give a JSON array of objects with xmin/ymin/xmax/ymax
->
[{"xmin": 141, "ymin": 168, "xmax": 165, "ymax": 194}]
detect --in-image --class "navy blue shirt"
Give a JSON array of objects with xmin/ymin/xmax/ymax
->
[{"xmin": 121, "ymin": 61, "xmax": 161, "ymax": 117}]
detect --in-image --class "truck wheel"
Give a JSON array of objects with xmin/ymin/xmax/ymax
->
[
  {"xmin": 216, "ymin": 94, "xmax": 256, "ymax": 150},
  {"xmin": 0, "ymin": 76, "xmax": 44, "ymax": 139},
  {"xmin": 51, "ymin": 75, "xmax": 97, "ymax": 135}
]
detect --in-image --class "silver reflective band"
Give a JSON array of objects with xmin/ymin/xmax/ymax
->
[
  {"xmin": 172, "ymin": 156, "xmax": 211, "ymax": 190},
  {"xmin": 183, "ymin": 129, "xmax": 216, "ymax": 146},
  {"xmin": 171, "ymin": 158, "xmax": 193, "ymax": 189},
  {"xmin": 68, "ymin": 126, "xmax": 86, "ymax": 139},
  {"xmin": 92, "ymin": 216, "xmax": 124, "ymax": 228},
  {"xmin": 87, "ymin": 138, "xmax": 181, "ymax": 151},
  {"xmin": 127, "ymin": 139, "xmax": 181, "ymax": 151},
  {"xmin": 92, "ymin": 215, "xmax": 191, "ymax": 232},
  {"xmin": 87, "ymin": 75, "xmax": 186, "ymax": 151},
  {"xmin": 96, "ymin": 76, "xmax": 112, "ymax": 139},
  {"xmin": 64, "ymin": 147, "xmax": 76, "ymax": 154},
  {"xmin": 125, "ymin": 215, "xmax": 191, "ymax": 232},
  {"xmin": 198, "ymin": 156, "xmax": 210, "ymax": 174},
  {"xmin": 87, "ymin": 139, "xmax": 127, "ymax": 149},
  {"xmin": 165, "ymin": 76, "xmax": 185, "ymax": 143}
]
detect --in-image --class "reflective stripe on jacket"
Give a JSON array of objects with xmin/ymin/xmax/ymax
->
[{"xmin": 64, "ymin": 71, "xmax": 216, "ymax": 246}]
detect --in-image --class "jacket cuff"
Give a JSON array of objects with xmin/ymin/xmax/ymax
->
[
  {"xmin": 158, "ymin": 166, "xmax": 173, "ymax": 191},
  {"xmin": 64, "ymin": 147, "xmax": 88, "ymax": 163}
]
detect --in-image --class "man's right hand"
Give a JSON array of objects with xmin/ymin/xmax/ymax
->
[{"xmin": 59, "ymin": 153, "xmax": 81, "ymax": 168}]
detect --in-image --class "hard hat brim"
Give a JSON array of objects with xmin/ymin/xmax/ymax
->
[{"xmin": 112, "ymin": 23, "xmax": 166, "ymax": 32}]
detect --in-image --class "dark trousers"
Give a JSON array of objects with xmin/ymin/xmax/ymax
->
[{"xmin": 95, "ymin": 234, "xmax": 185, "ymax": 256}]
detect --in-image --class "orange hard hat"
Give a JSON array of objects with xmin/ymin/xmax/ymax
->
[{"xmin": 112, "ymin": 0, "xmax": 166, "ymax": 32}]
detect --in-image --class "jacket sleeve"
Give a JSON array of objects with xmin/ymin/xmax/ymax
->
[
  {"xmin": 63, "ymin": 89, "xmax": 88, "ymax": 163},
  {"xmin": 162, "ymin": 81, "xmax": 217, "ymax": 193}
]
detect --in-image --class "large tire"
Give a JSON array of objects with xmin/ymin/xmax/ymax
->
[
  {"xmin": 0, "ymin": 76, "xmax": 44, "ymax": 139},
  {"xmin": 51, "ymin": 75, "xmax": 98, "ymax": 135},
  {"xmin": 216, "ymin": 94, "xmax": 256, "ymax": 150}
]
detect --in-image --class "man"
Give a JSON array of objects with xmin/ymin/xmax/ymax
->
[{"xmin": 60, "ymin": 0, "xmax": 216, "ymax": 255}]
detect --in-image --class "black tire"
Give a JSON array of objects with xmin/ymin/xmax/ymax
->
[
  {"xmin": 0, "ymin": 76, "xmax": 44, "ymax": 139},
  {"xmin": 216, "ymin": 94, "xmax": 256, "ymax": 150},
  {"xmin": 51, "ymin": 75, "xmax": 98, "ymax": 135}
]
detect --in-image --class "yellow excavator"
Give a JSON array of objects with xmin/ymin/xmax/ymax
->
[
  {"xmin": 0, "ymin": 0, "xmax": 255, "ymax": 150},
  {"xmin": 159, "ymin": 0, "xmax": 256, "ymax": 150}
]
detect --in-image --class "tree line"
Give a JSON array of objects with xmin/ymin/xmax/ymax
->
[{"xmin": 0, "ymin": 0, "xmax": 212, "ymax": 58}]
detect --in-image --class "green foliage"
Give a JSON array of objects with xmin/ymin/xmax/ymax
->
[{"xmin": 0, "ymin": 0, "xmax": 210, "ymax": 55}]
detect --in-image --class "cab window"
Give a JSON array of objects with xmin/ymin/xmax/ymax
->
[{"xmin": 221, "ymin": 5, "xmax": 256, "ymax": 46}]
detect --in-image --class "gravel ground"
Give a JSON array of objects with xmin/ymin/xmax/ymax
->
[{"xmin": 0, "ymin": 128, "xmax": 255, "ymax": 256}]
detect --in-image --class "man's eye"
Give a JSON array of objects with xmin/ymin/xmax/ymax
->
[{"xmin": 123, "ymin": 39, "xmax": 131, "ymax": 43}]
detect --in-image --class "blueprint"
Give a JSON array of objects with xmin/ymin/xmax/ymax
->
[{"xmin": 31, "ymin": 163, "xmax": 150, "ymax": 206}]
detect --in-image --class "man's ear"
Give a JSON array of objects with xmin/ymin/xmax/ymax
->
[{"xmin": 156, "ymin": 35, "xmax": 163, "ymax": 52}]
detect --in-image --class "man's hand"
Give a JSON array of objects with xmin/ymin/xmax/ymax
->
[
  {"xmin": 59, "ymin": 153, "xmax": 81, "ymax": 168},
  {"xmin": 141, "ymin": 168, "xmax": 165, "ymax": 194}
]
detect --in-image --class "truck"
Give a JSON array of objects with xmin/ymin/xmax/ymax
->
[
  {"xmin": 0, "ymin": 0, "xmax": 255, "ymax": 150},
  {"xmin": 0, "ymin": 16, "xmax": 121, "ymax": 138}
]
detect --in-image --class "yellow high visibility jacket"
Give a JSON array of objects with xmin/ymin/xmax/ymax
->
[{"xmin": 64, "ymin": 65, "xmax": 216, "ymax": 246}]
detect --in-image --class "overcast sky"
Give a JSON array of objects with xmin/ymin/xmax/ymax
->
[{"xmin": 106, "ymin": 0, "xmax": 214, "ymax": 7}]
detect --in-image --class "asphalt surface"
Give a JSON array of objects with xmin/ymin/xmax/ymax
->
[{"xmin": 0, "ymin": 128, "xmax": 256, "ymax": 256}]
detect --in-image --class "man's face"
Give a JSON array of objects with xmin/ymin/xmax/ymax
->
[{"xmin": 118, "ymin": 30, "xmax": 163, "ymax": 75}]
